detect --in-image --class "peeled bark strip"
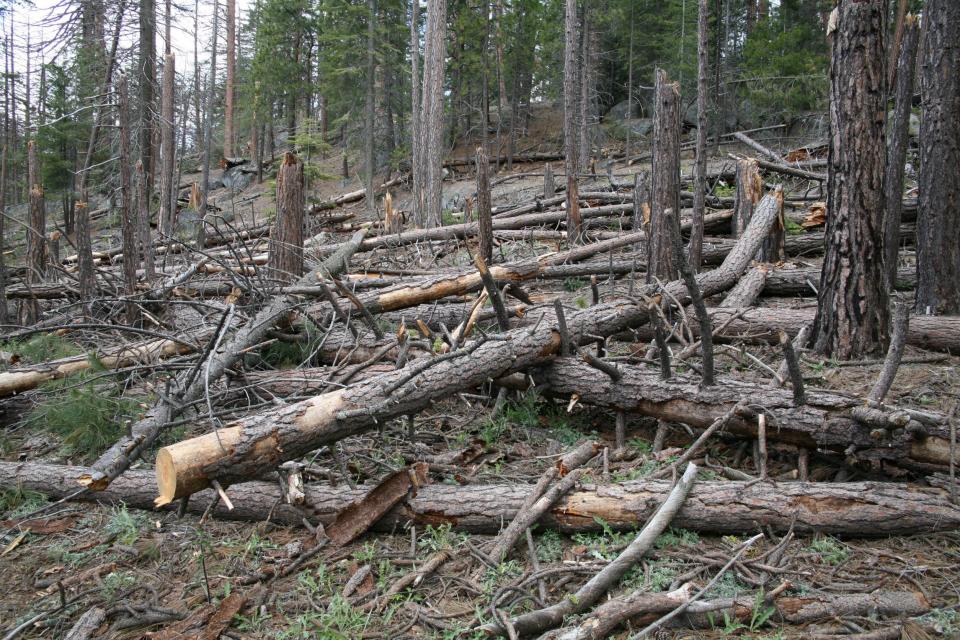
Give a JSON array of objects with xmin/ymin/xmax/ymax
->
[
  {"xmin": 155, "ymin": 201, "xmax": 782, "ymax": 502},
  {"xmin": 648, "ymin": 69, "xmax": 681, "ymax": 283},
  {"xmin": 535, "ymin": 357, "xmax": 953, "ymax": 467},
  {"xmin": 6, "ymin": 462, "xmax": 960, "ymax": 536},
  {"xmin": 814, "ymin": 0, "xmax": 889, "ymax": 358}
]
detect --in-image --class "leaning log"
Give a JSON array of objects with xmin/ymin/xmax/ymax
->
[
  {"xmin": 3, "ymin": 462, "xmax": 959, "ymax": 536},
  {"xmin": 533, "ymin": 358, "xmax": 954, "ymax": 467},
  {"xmin": 154, "ymin": 196, "xmax": 783, "ymax": 503}
]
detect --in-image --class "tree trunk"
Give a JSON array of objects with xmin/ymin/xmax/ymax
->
[
  {"xmin": 420, "ymin": 0, "xmax": 447, "ymax": 228},
  {"xmin": 690, "ymin": 0, "xmax": 709, "ymax": 272},
  {"xmin": 409, "ymin": 0, "xmax": 421, "ymax": 222},
  {"xmin": 365, "ymin": 0, "xmax": 377, "ymax": 218},
  {"xmin": 158, "ymin": 53, "xmax": 176, "ymax": 236},
  {"xmin": 117, "ymin": 74, "xmax": 138, "ymax": 324},
  {"xmin": 25, "ymin": 140, "xmax": 46, "ymax": 324},
  {"xmin": 224, "ymin": 0, "xmax": 235, "ymax": 158},
  {"xmin": 155, "ymin": 202, "xmax": 780, "ymax": 502},
  {"xmin": 139, "ymin": 0, "xmax": 156, "ymax": 193},
  {"xmin": 648, "ymin": 69, "xmax": 681, "ymax": 283},
  {"xmin": 0, "ymin": 144, "xmax": 7, "ymax": 323},
  {"xmin": 577, "ymin": 5, "xmax": 591, "ymax": 167},
  {"xmin": 198, "ymin": 0, "xmax": 219, "ymax": 249},
  {"xmin": 476, "ymin": 146, "xmax": 493, "ymax": 264},
  {"xmin": 7, "ymin": 462, "xmax": 959, "ymax": 537},
  {"xmin": 268, "ymin": 152, "xmax": 305, "ymax": 283},
  {"xmin": 136, "ymin": 160, "xmax": 155, "ymax": 281},
  {"xmin": 813, "ymin": 0, "xmax": 888, "ymax": 358},
  {"xmin": 563, "ymin": 0, "xmax": 581, "ymax": 244},
  {"xmin": 915, "ymin": 0, "xmax": 960, "ymax": 315},
  {"xmin": 883, "ymin": 14, "xmax": 919, "ymax": 292},
  {"xmin": 732, "ymin": 158, "xmax": 761, "ymax": 238},
  {"xmin": 887, "ymin": 0, "xmax": 909, "ymax": 89}
]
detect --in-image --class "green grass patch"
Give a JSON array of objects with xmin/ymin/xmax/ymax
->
[
  {"xmin": 0, "ymin": 486, "xmax": 48, "ymax": 517},
  {"xmin": 0, "ymin": 334, "xmax": 80, "ymax": 364}
]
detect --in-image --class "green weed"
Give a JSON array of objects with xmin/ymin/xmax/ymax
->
[
  {"xmin": 572, "ymin": 517, "xmax": 635, "ymax": 561},
  {"xmin": 101, "ymin": 571, "xmax": 136, "ymax": 604},
  {"xmin": 574, "ymin": 296, "xmax": 588, "ymax": 309},
  {"xmin": 562, "ymin": 277, "xmax": 584, "ymax": 292},
  {"xmin": 919, "ymin": 608, "xmax": 960, "ymax": 635},
  {"xmin": 0, "ymin": 334, "xmax": 80, "ymax": 364},
  {"xmin": 807, "ymin": 535, "xmax": 848, "ymax": 565},
  {"xmin": 654, "ymin": 527, "xmax": 700, "ymax": 549},
  {"xmin": 106, "ymin": 503, "xmax": 142, "ymax": 545},
  {"xmin": 0, "ymin": 486, "xmax": 48, "ymax": 517},
  {"xmin": 535, "ymin": 529, "xmax": 563, "ymax": 563},
  {"xmin": 418, "ymin": 524, "xmax": 462, "ymax": 553}
]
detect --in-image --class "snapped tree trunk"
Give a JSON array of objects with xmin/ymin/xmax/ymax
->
[
  {"xmin": 267, "ymin": 152, "xmax": 305, "ymax": 283},
  {"xmin": 915, "ymin": 0, "xmax": 960, "ymax": 315},
  {"xmin": 476, "ymin": 146, "xmax": 493, "ymax": 264},
  {"xmin": 813, "ymin": 0, "xmax": 889, "ymax": 358},
  {"xmin": 648, "ymin": 69, "xmax": 680, "ymax": 283}
]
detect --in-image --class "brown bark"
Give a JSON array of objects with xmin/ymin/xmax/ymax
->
[
  {"xmin": 533, "ymin": 357, "xmax": 954, "ymax": 468},
  {"xmin": 543, "ymin": 162, "xmax": 555, "ymax": 198},
  {"xmin": 814, "ymin": 0, "xmax": 889, "ymax": 358},
  {"xmin": 476, "ymin": 146, "xmax": 493, "ymax": 264},
  {"xmin": 419, "ymin": 0, "xmax": 446, "ymax": 228},
  {"xmin": 887, "ymin": 0, "xmax": 909, "ymax": 89},
  {"xmin": 267, "ymin": 152, "xmax": 305, "ymax": 283},
  {"xmin": 915, "ymin": 0, "xmax": 960, "ymax": 314},
  {"xmin": 409, "ymin": 0, "xmax": 421, "ymax": 221},
  {"xmin": 158, "ymin": 53, "xmax": 176, "ymax": 235},
  {"xmin": 136, "ymin": 160, "xmax": 155, "ymax": 280},
  {"xmin": 883, "ymin": 14, "xmax": 919, "ymax": 291},
  {"xmin": 139, "ymin": 0, "xmax": 156, "ymax": 194},
  {"xmin": 648, "ymin": 69, "xmax": 681, "ymax": 283},
  {"xmin": 6, "ymin": 462, "xmax": 960, "ymax": 536},
  {"xmin": 719, "ymin": 264, "xmax": 768, "ymax": 309},
  {"xmin": 0, "ymin": 144, "xmax": 7, "ymax": 324},
  {"xmin": 155, "ymin": 201, "xmax": 780, "ymax": 502},
  {"xmin": 731, "ymin": 157, "xmax": 762, "ymax": 238}
]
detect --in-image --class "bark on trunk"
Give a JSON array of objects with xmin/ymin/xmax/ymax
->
[
  {"xmin": 915, "ymin": 0, "xmax": 960, "ymax": 314},
  {"xmin": 155, "ymin": 202, "xmax": 780, "ymax": 502},
  {"xmin": 136, "ymin": 160, "xmax": 155, "ymax": 280},
  {"xmin": 139, "ymin": 0, "xmax": 156, "ymax": 193},
  {"xmin": 409, "ymin": 0, "xmax": 421, "ymax": 223},
  {"xmin": 563, "ymin": 0, "xmax": 581, "ymax": 244},
  {"xmin": 690, "ymin": 0, "xmax": 709, "ymax": 271},
  {"xmin": 648, "ymin": 69, "xmax": 681, "ymax": 283},
  {"xmin": 732, "ymin": 157, "xmax": 761, "ymax": 238},
  {"xmin": 158, "ymin": 53, "xmax": 176, "ymax": 236},
  {"xmin": 6, "ymin": 462, "xmax": 959, "ymax": 536},
  {"xmin": 25, "ymin": 140, "xmax": 45, "ymax": 324},
  {"xmin": 476, "ymin": 146, "xmax": 493, "ymax": 264},
  {"xmin": 533, "ymin": 357, "xmax": 954, "ymax": 468},
  {"xmin": 117, "ymin": 74, "xmax": 139, "ymax": 323},
  {"xmin": 420, "ymin": 0, "xmax": 447, "ymax": 228},
  {"xmin": 814, "ymin": 0, "xmax": 888, "ymax": 358},
  {"xmin": 224, "ymin": 0, "xmax": 235, "ymax": 158},
  {"xmin": 267, "ymin": 152, "xmax": 305, "ymax": 283},
  {"xmin": 883, "ymin": 14, "xmax": 919, "ymax": 292}
]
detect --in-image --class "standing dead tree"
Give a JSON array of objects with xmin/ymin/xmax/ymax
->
[
  {"xmin": 648, "ymin": 69, "xmax": 680, "ymax": 283},
  {"xmin": 24, "ymin": 140, "xmax": 45, "ymax": 324},
  {"xmin": 117, "ymin": 74, "xmax": 139, "ymax": 324},
  {"xmin": 563, "ymin": 0, "xmax": 582, "ymax": 244},
  {"xmin": 690, "ymin": 0, "xmax": 709, "ymax": 271},
  {"xmin": 417, "ymin": 0, "xmax": 447, "ymax": 227},
  {"xmin": 476, "ymin": 146, "xmax": 493, "ymax": 264},
  {"xmin": 915, "ymin": 0, "xmax": 960, "ymax": 314},
  {"xmin": 158, "ymin": 53, "xmax": 177, "ymax": 236},
  {"xmin": 268, "ymin": 152, "xmax": 306, "ymax": 283},
  {"xmin": 813, "ymin": 0, "xmax": 889, "ymax": 358}
]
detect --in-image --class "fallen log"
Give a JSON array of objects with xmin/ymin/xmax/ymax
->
[
  {"xmin": 0, "ymin": 335, "xmax": 199, "ymax": 399},
  {"xmin": 4, "ymin": 461, "xmax": 959, "ymax": 536},
  {"xmin": 78, "ymin": 230, "xmax": 369, "ymax": 492},
  {"xmin": 636, "ymin": 306, "xmax": 960, "ymax": 354},
  {"xmin": 533, "ymin": 358, "xmax": 954, "ymax": 467},
  {"xmin": 154, "ymin": 196, "xmax": 783, "ymax": 503}
]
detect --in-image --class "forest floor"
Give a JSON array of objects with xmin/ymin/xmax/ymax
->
[{"xmin": 1, "ymin": 112, "xmax": 959, "ymax": 639}]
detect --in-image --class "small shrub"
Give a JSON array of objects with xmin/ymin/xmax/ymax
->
[
  {"xmin": 0, "ymin": 486, "xmax": 48, "ymax": 517},
  {"xmin": 808, "ymin": 535, "xmax": 848, "ymax": 565},
  {"xmin": 654, "ymin": 527, "xmax": 700, "ymax": 549},
  {"xmin": 535, "ymin": 529, "xmax": 563, "ymax": 563},
  {"xmin": 106, "ymin": 503, "xmax": 142, "ymax": 545},
  {"xmin": 0, "ymin": 334, "xmax": 80, "ymax": 364},
  {"xmin": 562, "ymin": 277, "xmax": 584, "ymax": 292}
]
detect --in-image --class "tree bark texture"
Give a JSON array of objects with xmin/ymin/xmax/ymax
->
[
  {"xmin": 6, "ymin": 462, "xmax": 960, "ymax": 536},
  {"xmin": 268, "ymin": 152, "xmax": 305, "ymax": 283},
  {"xmin": 690, "ymin": 0, "xmax": 709, "ymax": 271},
  {"xmin": 25, "ymin": 140, "xmax": 45, "ymax": 324},
  {"xmin": 158, "ymin": 53, "xmax": 176, "ymax": 236},
  {"xmin": 563, "ymin": 0, "xmax": 582, "ymax": 244},
  {"xmin": 814, "ymin": 0, "xmax": 889, "ymax": 358},
  {"xmin": 648, "ymin": 69, "xmax": 681, "ymax": 283},
  {"xmin": 155, "ymin": 203, "xmax": 781, "ymax": 502},
  {"xmin": 732, "ymin": 157, "xmax": 762, "ymax": 239},
  {"xmin": 136, "ymin": 160, "xmax": 155, "ymax": 280},
  {"xmin": 883, "ymin": 14, "xmax": 919, "ymax": 292},
  {"xmin": 117, "ymin": 74, "xmax": 139, "ymax": 323},
  {"xmin": 224, "ymin": 0, "xmax": 235, "ymax": 158},
  {"xmin": 915, "ymin": 0, "xmax": 960, "ymax": 314},
  {"xmin": 419, "ymin": 0, "xmax": 446, "ymax": 228},
  {"xmin": 476, "ymin": 146, "xmax": 493, "ymax": 264},
  {"xmin": 139, "ymin": 0, "xmax": 156, "ymax": 191},
  {"xmin": 409, "ymin": 0, "xmax": 421, "ymax": 223}
]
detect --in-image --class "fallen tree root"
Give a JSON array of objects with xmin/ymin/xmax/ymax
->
[{"xmin": 3, "ymin": 462, "xmax": 958, "ymax": 536}]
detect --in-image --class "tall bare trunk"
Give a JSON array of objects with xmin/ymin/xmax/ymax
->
[
  {"xmin": 365, "ymin": 0, "xmax": 377, "ymax": 217},
  {"xmin": 887, "ymin": 0, "xmax": 909, "ymax": 89},
  {"xmin": 25, "ymin": 140, "xmax": 45, "ymax": 324},
  {"xmin": 268, "ymin": 152, "xmax": 305, "ymax": 283},
  {"xmin": 136, "ymin": 160, "xmax": 154, "ymax": 281},
  {"xmin": 915, "ymin": 0, "xmax": 960, "ymax": 315},
  {"xmin": 883, "ymin": 14, "xmax": 919, "ymax": 292},
  {"xmin": 158, "ymin": 53, "xmax": 176, "ymax": 235},
  {"xmin": 139, "ymin": 0, "xmax": 156, "ymax": 192},
  {"xmin": 0, "ymin": 144, "xmax": 7, "ymax": 323},
  {"xmin": 690, "ymin": 0, "xmax": 709, "ymax": 271},
  {"xmin": 813, "ymin": 0, "xmax": 889, "ymax": 358},
  {"xmin": 578, "ymin": 6, "xmax": 590, "ymax": 166},
  {"xmin": 563, "ymin": 0, "xmax": 581, "ymax": 244},
  {"xmin": 117, "ymin": 74, "xmax": 139, "ymax": 323},
  {"xmin": 420, "ymin": 0, "xmax": 446, "ymax": 228},
  {"xmin": 198, "ymin": 0, "xmax": 219, "ymax": 249},
  {"xmin": 224, "ymin": 0, "xmax": 235, "ymax": 157},
  {"xmin": 647, "ymin": 68, "xmax": 681, "ymax": 283},
  {"xmin": 409, "ymin": 0, "xmax": 421, "ymax": 223},
  {"xmin": 476, "ymin": 146, "xmax": 492, "ymax": 264}
]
